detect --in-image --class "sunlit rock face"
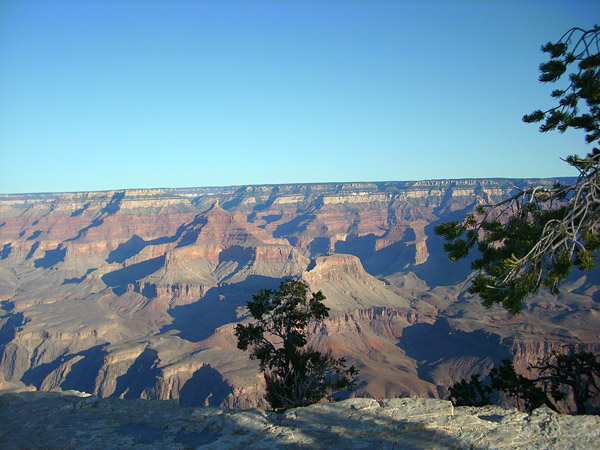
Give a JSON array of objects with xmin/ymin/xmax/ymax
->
[{"xmin": 1, "ymin": 178, "xmax": 599, "ymax": 410}]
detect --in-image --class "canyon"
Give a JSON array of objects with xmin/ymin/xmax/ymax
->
[{"xmin": 1, "ymin": 179, "xmax": 599, "ymax": 410}]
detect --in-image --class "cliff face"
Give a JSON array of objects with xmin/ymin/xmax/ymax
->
[{"xmin": 1, "ymin": 178, "xmax": 598, "ymax": 410}]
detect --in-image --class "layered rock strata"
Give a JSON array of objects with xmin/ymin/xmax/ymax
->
[{"xmin": 1, "ymin": 178, "xmax": 598, "ymax": 410}]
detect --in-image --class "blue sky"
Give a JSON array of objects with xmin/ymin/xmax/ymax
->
[{"xmin": 0, "ymin": 1, "xmax": 598, "ymax": 194}]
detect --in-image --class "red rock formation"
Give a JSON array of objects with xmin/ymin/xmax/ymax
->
[{"xmin": 1, "ymin": 178, "xmax": 596, "ymax": 410}]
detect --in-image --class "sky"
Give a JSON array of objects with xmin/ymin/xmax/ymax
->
[{"xmin": 0, "ymin": 1, "xmax": 598, "ymax": 194}]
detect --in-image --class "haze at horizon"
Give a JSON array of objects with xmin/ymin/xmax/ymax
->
[{"xmin": 0, "ymin": 0, "xmax": 597, "ymax": 194}]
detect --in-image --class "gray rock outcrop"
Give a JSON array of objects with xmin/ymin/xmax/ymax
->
[{"xmin": 0, "ymin": 391, "xmax": 598, "ymax": 449}]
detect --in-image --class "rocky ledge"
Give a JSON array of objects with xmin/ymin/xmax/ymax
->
[{"xmin": 0, "ymin": 391, "xmax": 598, "ymax": 449}]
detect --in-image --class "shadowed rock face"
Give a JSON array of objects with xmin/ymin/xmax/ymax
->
[{"xmin": 1, "ymin": 179, "xmax": 599, "ymax": 410}]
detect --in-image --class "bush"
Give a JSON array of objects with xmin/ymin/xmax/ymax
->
[
  {"xmin": 235, "ymin": 279, "xmax": 358, "ymax": 411},
  {"xmin": 448, "ymin": 374, "xmax": 491, "ymax": 407},
  {"xmin": 449, "ymin": 347, "xmax": 600, "ymax": 414}
]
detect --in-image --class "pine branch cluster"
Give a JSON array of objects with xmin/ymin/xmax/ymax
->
[{"xmin": 436, "ymin": 26, "xmax": 600, "ymax": 314}]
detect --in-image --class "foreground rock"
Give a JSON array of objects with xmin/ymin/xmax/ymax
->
[{"xmin": 0, "ymin": 391, "xmax": 598, "ymax": 449}]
